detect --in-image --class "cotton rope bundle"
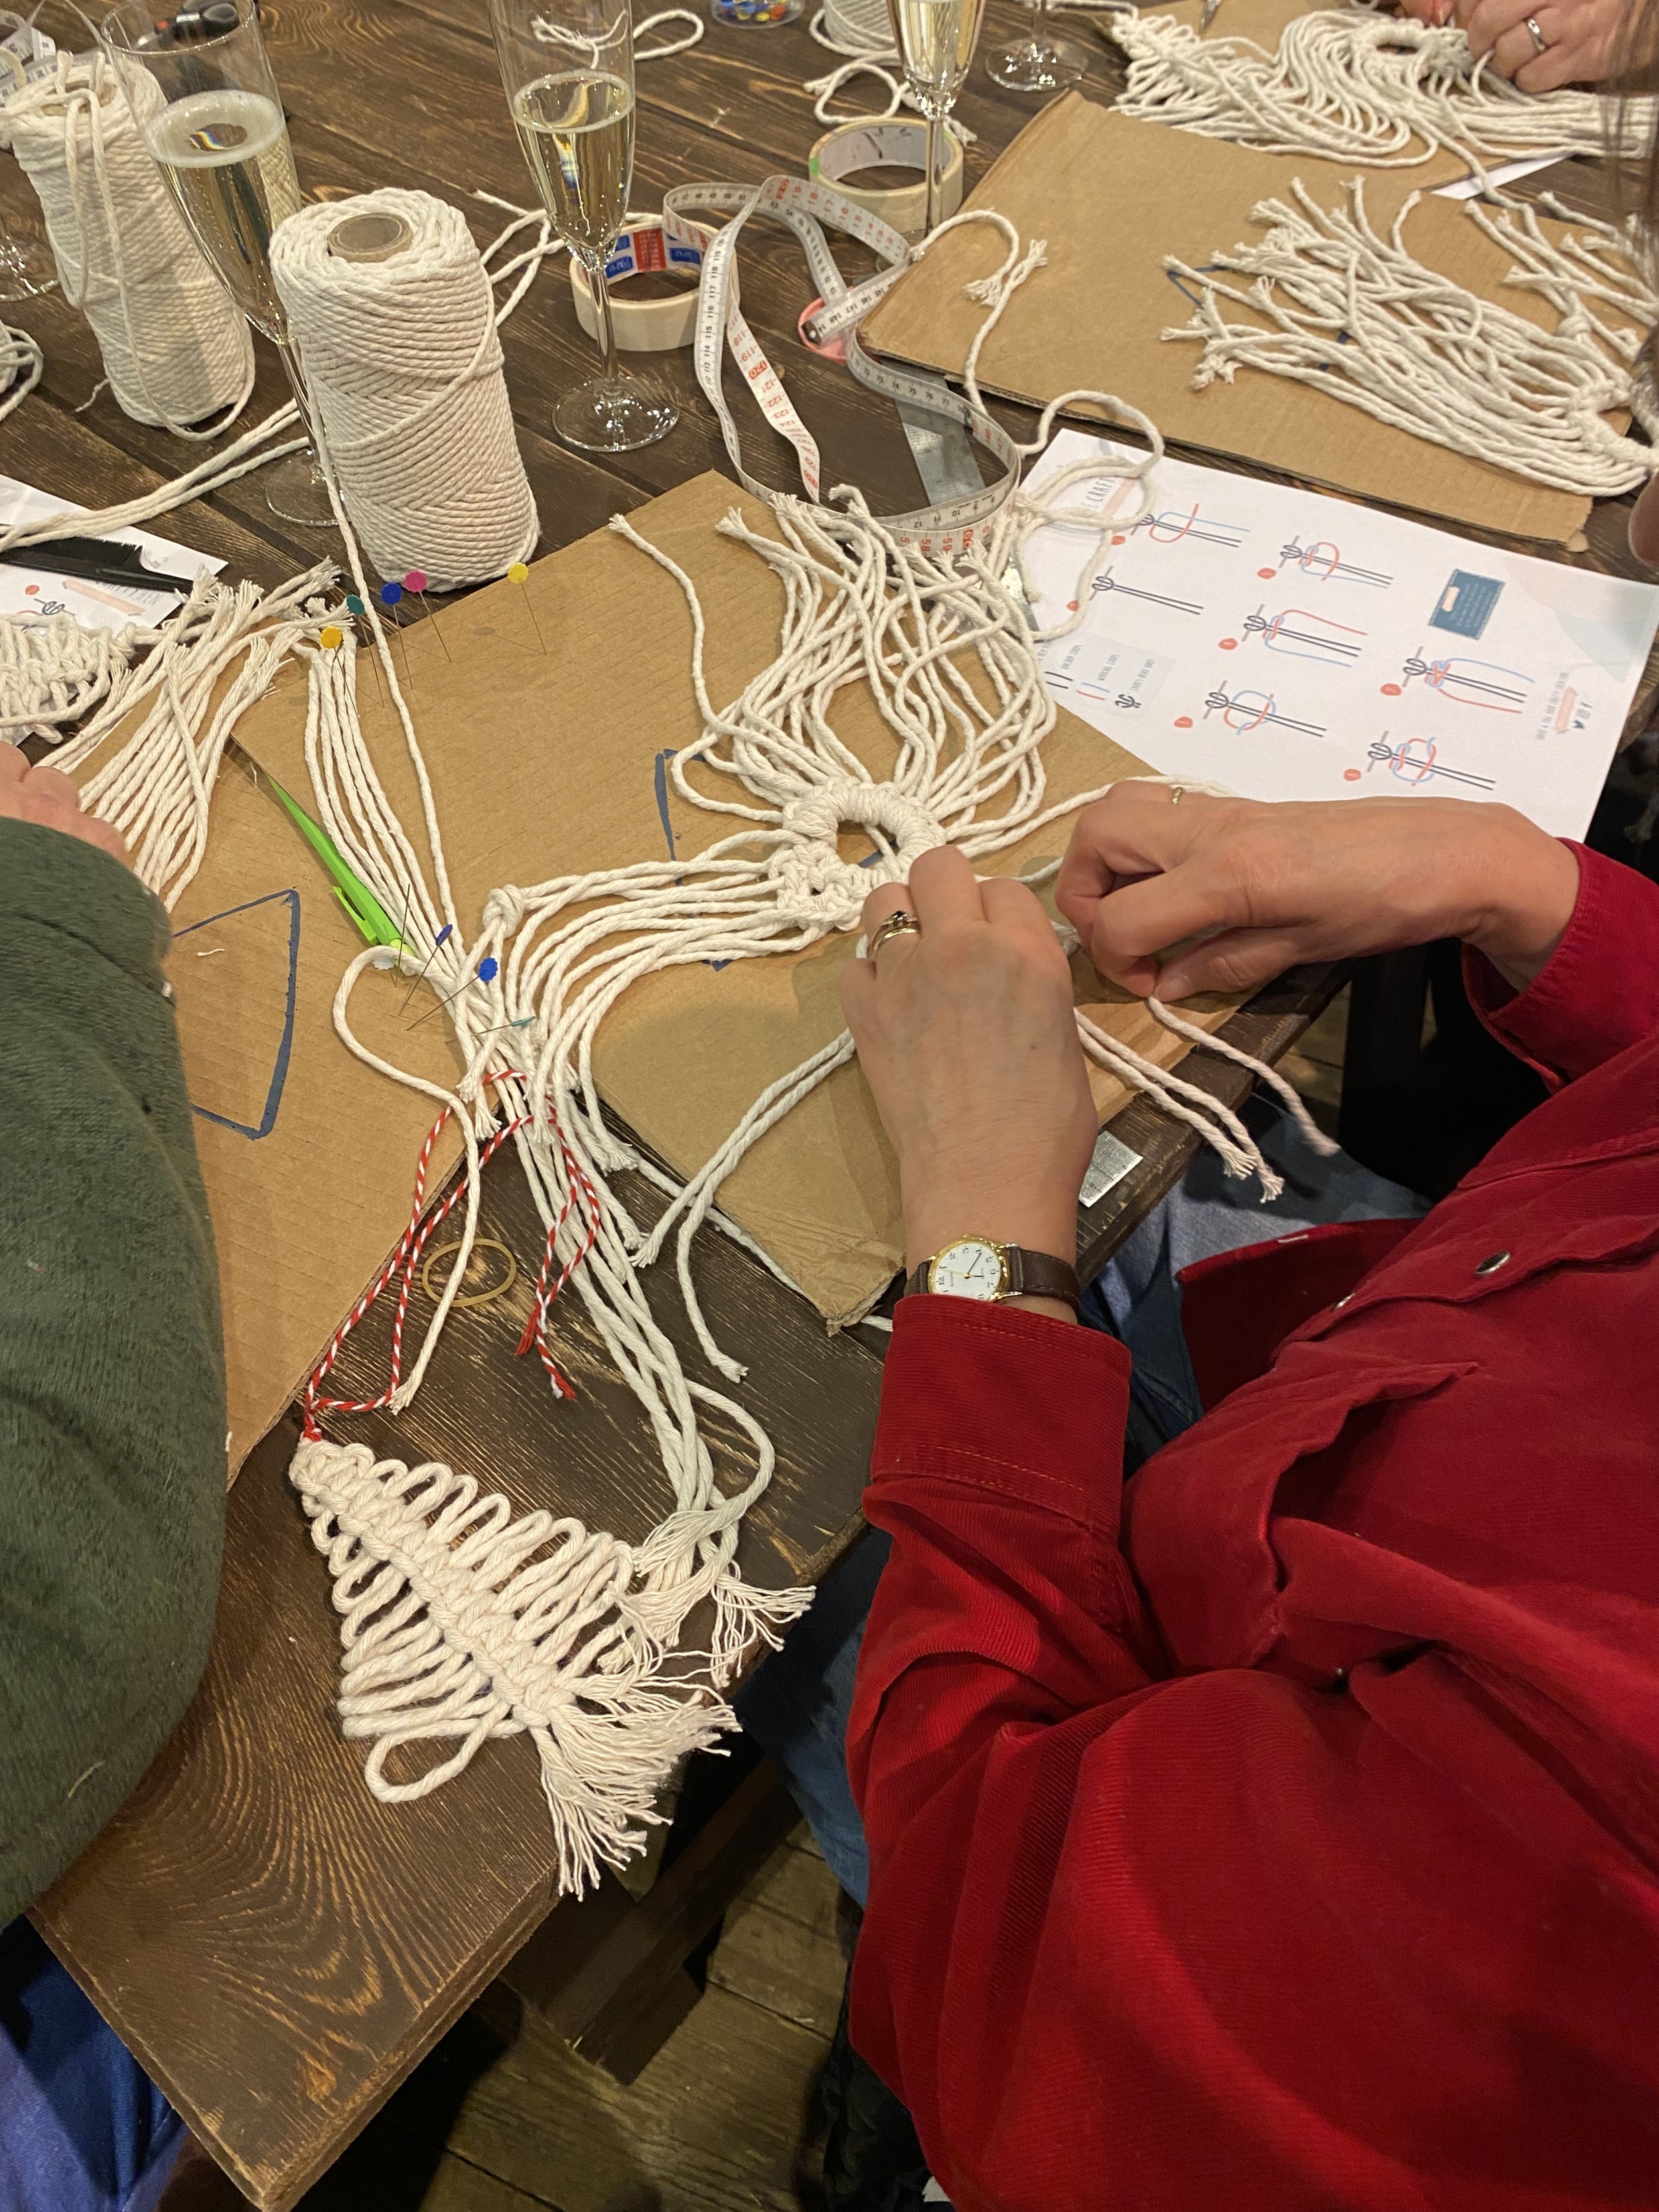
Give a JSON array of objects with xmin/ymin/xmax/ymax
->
[
  {"xmin": 1, "ymin": 54, "xmax": 252, "ymax": 435},
  {"xmin": 1, "ymin": 317, "xmax": 42, "ymax": 421},
  {"xmin": 269, "ymin": 189, "xmax": 539, "ymax": 590},
  {"xmin": 49, "ymin": 198, "xmax": 1333, "ymax": 1891},
  {"xmin": 1164, "ymin": 178, "xmax": 1659, "ymax": 497},
  {"xmin": 1108, "ymin": 7, "xmax": 1656, "ymax": 171}
]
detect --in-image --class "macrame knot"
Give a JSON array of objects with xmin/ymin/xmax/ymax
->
[
  {"xmin": 767, "ymin": 777, "xmax": 944, "ymax": 926},
  {"xmin": 484, "ymin": 884, "xmax": 528, "ymax": 934}
]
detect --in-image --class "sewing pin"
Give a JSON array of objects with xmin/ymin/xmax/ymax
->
[
  {"xmin": 478, "ymin": 1015, "xmax": 535, "ymax": 1037},
  {"xmin": 507, "ymin": 560, "xmax": 548, "ymax": 654},
  {"xmin": 402, "ymin": 567, "xmax": 451, "ymax": 660},
  {"xmin": 400, "ymin": 920, "xmax": 454, "ymax": 1013},
  {"xmin": 343, "ymin": 591, "xmax": 384, "ymax": 699},
  {"xmin": 409, "ymin": 954, "xmax": 500, "ymax": 1029},
  {"xmin": 376, "ymin": 577, "xmax": 418, "ymax": 682}
]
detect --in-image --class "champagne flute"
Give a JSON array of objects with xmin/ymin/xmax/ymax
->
[
  {"xmin": 885, "ymin": 0, "xmax": 987, "ymax": 239},
  {"xmin": 985, "ymin": 0, "xmax": 1089, "ymax": 94},
  {"xmin": 487, "ymin": 0, "xmax": 676, "ymax": 453},
  {"xmin": 100, "ymin": 0, "xmax": 333, "ymax": 526}
]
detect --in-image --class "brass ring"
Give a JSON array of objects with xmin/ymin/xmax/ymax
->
[
  {"xmin": 1524, "ymin": 13, "xmax": 1548, "ymax": 51},
  {"xmin": 1169, "ymin": 784, "xmax": 1186, "ymax": 806},
  {"xmin": 420, "ymin": 1235, "xmax": 519, "ymax": 1310},
  {"xmin": 868, "ymin": 910, "xmax": 922, "ymax": 959}
]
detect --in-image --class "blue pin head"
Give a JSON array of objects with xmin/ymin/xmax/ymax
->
[
  {"xmin": 379, "ymin": 581, "xmax": 405, "ymax": 607},
  {"xmin": 478, "ymin": 956, "xmax": 499, "ymax": 983}
]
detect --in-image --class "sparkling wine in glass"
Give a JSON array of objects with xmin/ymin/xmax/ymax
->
[
  {"xmin": 886, "ymin": 0, "xmax": 986, "ymax": 238},
  {"xmin": 488, "ymin": 0, "xmax": 676, "ymax": 454},
  {"xmin": 985, "ymin": 0, "xmax": 1089, "ymax": 94},
  {"xmin": 100, "ymin": 0, "xmax": 332, "ymax": 526}
]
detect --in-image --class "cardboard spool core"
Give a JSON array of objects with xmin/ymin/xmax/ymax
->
[{"xmin": 328, "ymin": 212, "xmax": 413, "ymax": 263}]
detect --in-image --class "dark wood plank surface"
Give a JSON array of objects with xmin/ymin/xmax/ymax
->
[{"xmin": 7, "ymin": 1, "xmax": 1648, "ymax": 2203}]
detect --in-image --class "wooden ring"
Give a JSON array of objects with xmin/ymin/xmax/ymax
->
[{"xmin": 420, "ymin": 1236, "xmax": 519, "ymax": 1310}]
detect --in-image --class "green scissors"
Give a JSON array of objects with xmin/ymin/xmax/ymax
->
[{"xmin": 224, "ymin": 736, "xmax": 405, "ymax": 952}]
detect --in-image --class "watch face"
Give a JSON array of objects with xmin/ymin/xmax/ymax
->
[{"xmin": 929, "ymin": 1239, "xmax": 1008, "ymax": 1301}]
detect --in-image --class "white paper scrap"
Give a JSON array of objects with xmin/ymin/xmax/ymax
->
[
  {"xmin": 1023, "ymin": 431, "xmax": 1659, "ymax": 840},
  {"xmin": 0, "ymin": 475, "xmax": 226, "ymax": 636}
]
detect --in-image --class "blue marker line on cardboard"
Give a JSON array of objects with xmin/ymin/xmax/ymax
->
[
  {"xmin": 1163, "ymin": 263, "xmax": 1224, "ymax": 311},
  {"xmin": 653, "ymin": 749, "xmax": 679, "ymax": 860},
  {"xmin": 173, "ymin": 889, "xmax": 300, "ymax": 1141}
]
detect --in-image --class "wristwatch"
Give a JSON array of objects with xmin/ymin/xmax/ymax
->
[{"xmin": 903, "ymin": 1237, "xmax": 1080, "ymax": 1309}]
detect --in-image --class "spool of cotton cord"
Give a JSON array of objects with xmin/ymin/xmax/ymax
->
[
  {"xmin": 1, "ymin": 54, "xmax": 253, "ymax": 435},
  {"xmin": 270, "ymin": 187, "xmax": 539, "ymax": 590}
]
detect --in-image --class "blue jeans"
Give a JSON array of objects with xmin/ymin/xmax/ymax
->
[
  {"xmin": 0, "ymin": 1921, "xmax": 183, "ymax": 2212},
  {"xmin": 736, "ymin": 1105, "xmax": 1425, "ymax": 1903}
]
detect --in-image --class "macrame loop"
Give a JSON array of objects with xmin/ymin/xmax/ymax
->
[{"xmin": 769, "ymin": 778, "xmax": 946, "ymax": 923}]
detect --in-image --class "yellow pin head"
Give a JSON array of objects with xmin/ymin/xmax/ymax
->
[
  {"xmin": 319, "ymin": 625, "xmax": 344, "ymax": 649},
  {"xmin": 507, "ymin": 562, "xmax": 530, "ymax": 584}
]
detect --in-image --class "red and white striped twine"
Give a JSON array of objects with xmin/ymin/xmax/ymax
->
[{"xmin": 303, "ymin": 1077, "xmax": 600, "ymax": 1434}]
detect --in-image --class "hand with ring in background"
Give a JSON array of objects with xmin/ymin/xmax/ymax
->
[
  {"xmin": 1395, "ymin": 0, "xmax": 1645, "ymax": 90},
  {"xmin": 838, "ymin": 847, "xmax": 1097, "ymax": 1281}
]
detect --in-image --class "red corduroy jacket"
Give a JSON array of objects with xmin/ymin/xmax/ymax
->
[{"xmin": 847, "ymin": 843, "xmax": 1659, "ymax": 2212}]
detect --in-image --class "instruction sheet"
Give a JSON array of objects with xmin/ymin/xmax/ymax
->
[
  {"xmin": 0, "ymin": 475, "xmax": 223, "ymax": 638},
  {"xmin": 1022, "ymin": 431, "xmax": 1659, "ymax": 838}
]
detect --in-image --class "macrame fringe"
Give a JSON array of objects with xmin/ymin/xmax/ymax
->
[{"xmin": 1164, "ymin": 177, "xmax": 1658, "ymax": 498}]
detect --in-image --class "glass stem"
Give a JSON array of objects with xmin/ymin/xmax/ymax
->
[
  {"xmin": 1033, "ymin": 0, "xmax": 1052, "ymax": 46},
  {"xmin": 585, "ymin": 249, "xmax": 622, "ymax": 382},
  {"xmin": 924, "ymin": 111, "xmax": 945, "ymax": 238},
  {"xmin": 275, "ymin": 338, "xmax": 326, "ymax": 484}
]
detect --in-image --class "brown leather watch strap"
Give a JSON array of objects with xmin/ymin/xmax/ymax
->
[
  {"xmin": 1003, "ymin": 1246, "xmax": 1082, "ymax": 1307},
  {"xmin": 903, "ymin": 1244, "xmax": 1081, "ymax": 1307}
]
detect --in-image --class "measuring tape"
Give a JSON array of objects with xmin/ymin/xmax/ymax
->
[
  {"xmin": 806, "ymin": 118, "xmax": 963, "ymax": 237},
  {"xmin": 658, "ymin": 175, "xmax": 1029, "ymax": 555},
  {"xmin": 569, "ymin": 212, "xmax": 711, "ymax": 351}
]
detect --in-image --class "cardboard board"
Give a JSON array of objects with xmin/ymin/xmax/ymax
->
[
  {"xmin": 859, "ymin": 88, "xmax": 1621, "ymax": 544},
  {"xmin": 129, "ymin": 474, "xmax": 1242, "ymax": 1470}
]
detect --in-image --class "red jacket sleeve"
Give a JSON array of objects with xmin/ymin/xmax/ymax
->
[
  {"xmin": 1465, "ymin": 843, "xmax": 1659, "ymax": 1088},
  {"xmin": 847, "ymin": 1297, "xmax": 1659, "ymax": 2211}
]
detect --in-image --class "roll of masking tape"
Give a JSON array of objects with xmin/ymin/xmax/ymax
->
[
  {"xmin": 806, "ymin": 119, "xmax": 964, "ymax": 238},
  {"xmin": 569, "ymin": 213, "xmax": 711, "ymax": 351}
]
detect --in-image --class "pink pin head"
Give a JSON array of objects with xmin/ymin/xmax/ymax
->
[{"xmin": 403, "ymin": 570, "xmax": 429, "ymax": 593}]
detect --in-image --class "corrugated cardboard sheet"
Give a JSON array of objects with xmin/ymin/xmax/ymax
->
[
  {"xmin": 861, "ymin": 27, "xmax": 1624, "ymax": 545},
  {"xmin": 143, "ymin": 474, "xmax": 1239, "ymax": 1470}
]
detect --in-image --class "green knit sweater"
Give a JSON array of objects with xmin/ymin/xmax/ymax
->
[{"xmin": 1, "ymin": 818, "xmax": 226, "ymax": 1924}]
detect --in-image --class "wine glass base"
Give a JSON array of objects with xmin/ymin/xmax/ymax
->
[
  {"xmin": 985, "ymin": 33, "xmax": 1090, "ymax": 90},
  {"xmin": 555, "ymin": 374, "xmax": 678, "ymax": 453},
  {"xmin": 0, "ymin": 241, "xmax": 58, "ymax": 303},
  {"xmin": 265, "ymin": 451, "xmax": 337, "ymax": 528}
]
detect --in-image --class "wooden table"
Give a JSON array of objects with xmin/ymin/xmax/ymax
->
[{"xmin": 5, "ymin": 4, "xmax": 1650, "ymax": 2203}]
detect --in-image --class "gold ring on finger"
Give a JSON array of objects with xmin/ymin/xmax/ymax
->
[{"xmin": 868, "ymin": 911, "xmax": 923, "ymax": 960}]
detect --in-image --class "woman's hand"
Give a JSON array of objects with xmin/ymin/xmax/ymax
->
[
  {"xmin": 1396, "ymin": 0, "xmax": 1641, "ymax": 90},
  {"xmin": 0, "ymin": 748, "xmax": 129, "ymax": 868},
  {"xmin": 839, "ymin": 847, "xmax": 1096, "ymax": 1294},
  {"xmin": 1056, "ymin": 786, "xmax": 1580, "ymax": 1002}
]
